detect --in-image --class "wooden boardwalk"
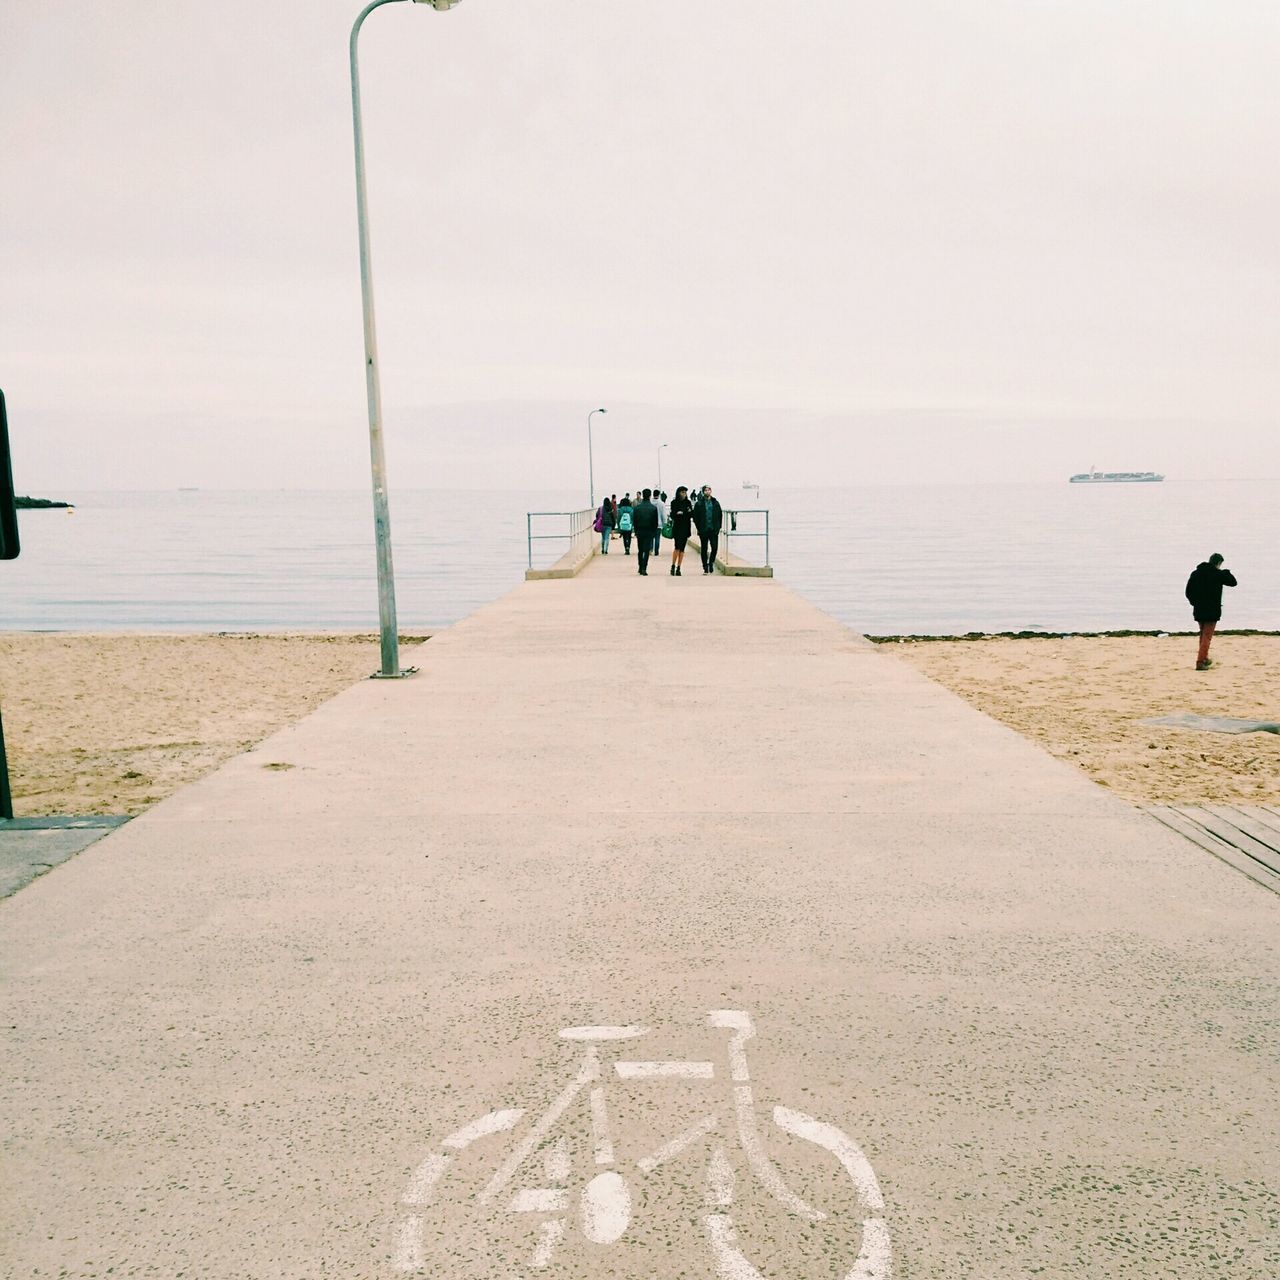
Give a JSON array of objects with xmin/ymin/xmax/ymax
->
[{"xmin": 1145, "ymin": 803, "xmax": 1280, "ymax": 894}]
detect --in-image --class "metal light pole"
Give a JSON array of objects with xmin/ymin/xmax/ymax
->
[
  {"xmin": 657, "ymin": 443, "xmax": 668, "ymax": 493},
  {"xmin": 587, "ymin": 407, "xmax": 607, "ymax": 509},
  {"xmin": 350, "ymin": 0, "xmax": 462, "ymax": 678}
]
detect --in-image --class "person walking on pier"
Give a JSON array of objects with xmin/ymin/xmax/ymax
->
[
  {"xmin": 631, "ymin": 489, "xmax": 660, "ymax": 576},
  {"xmin": 617, "ymin": 494, "xmax": 634, "ymax": 554},
  {"xmin": 668, "ymin": 486, "xmax": 693, "ymax": 576},
  {"xmin": 652, "ymin": 489, "xmax": 668, "ymax": 559},
  {"xmin": 694, "ymin": 485, "xmax": 723, "ymax": 574},
  {"xmin": 596, "ymin": 496, "xmax": 616, "ymax": 554},
  {"xmin": 1185, "ymin": 552, "xmax": 1237, "ymax": 670}
]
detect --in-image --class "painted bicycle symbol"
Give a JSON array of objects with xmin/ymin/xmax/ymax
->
[{"xmin": 393, "ymin": 1009, "xmax": 891, "ymax": 1278}]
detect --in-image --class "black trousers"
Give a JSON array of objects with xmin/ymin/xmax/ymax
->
[
  {"xmin": 701, "ymin": 530, "xmax": 719, "ymax": 568},
  {"xmin": 637, "ymin": 543, "xmax": 651, "ymax": 574},
  {"xmin": 621, "ymin": 531, "xmax": 632, "ymax": 552}
]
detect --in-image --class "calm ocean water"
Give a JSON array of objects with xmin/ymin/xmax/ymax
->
[{"xmin": 2, "ymin": 483, "xmax": 1276, "ymax": 635}]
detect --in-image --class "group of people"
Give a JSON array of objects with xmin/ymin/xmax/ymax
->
[{"xmin": 595, "ymin": 486, "xmax": 724, "ymax": 577}]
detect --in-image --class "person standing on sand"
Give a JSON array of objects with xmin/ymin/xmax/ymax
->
[
  {"xmin": 693, "ymin": 485, "xmax": 723, "ymax": 574},
  {"xmin": 631, "ymin": 488, "xmax": 660, "ymax": 576},
  {"xmin": 617, "ymin": 494, "xmax": 634, "ymax": 554},
  {"xmin": 1185, "ymin": 552, "xmax": 1237, "ymax": 670},
  {"xmin": 668, "ymin": 486, "xmax": 693, "ymax": 576}
]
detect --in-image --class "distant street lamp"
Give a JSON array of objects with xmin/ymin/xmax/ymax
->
[
  {"xmin": 349, "ymin": 0, "xmax": 463, "ymax": 679},
  {"xmin": 587, "ymin": 408, "xmax": 607, "ymax": 509},
  {"xmin": 657, "ymin": 443, "xmax": 669, "ymax": 493}
]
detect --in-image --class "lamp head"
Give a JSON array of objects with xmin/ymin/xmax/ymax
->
[{"xmin": 413, "ymin": 0, "xmax": 463, "ymax": 9}]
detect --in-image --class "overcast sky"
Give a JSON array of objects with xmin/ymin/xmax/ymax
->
[{"xmin": 3, "ymin": 1, "xmax": 1277, "ymax": 492}]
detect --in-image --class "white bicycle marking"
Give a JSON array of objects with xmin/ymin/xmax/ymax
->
[
  {"xmin": 403, "ymin": 1153, "xmax": 451, "ymax": 1207},
  {"xmin": 396, "ymin": 1107, "xmax": 528, "ymax": 1270},
  {"xmin": 773, "ymin": 1105, "xmax": 885, "ymax": 1212},
  {"xmin": 731, "ymin": 1084, "xmax": 822, "ymax": 1221},
  {"xmin": 543, "ymin": 1137, "xmax": 570, "ymax": 1181},
  {"xmin": 704, "ymin": 1213, "xmax": 766, "ymax": 1279},
  {"xmin": 479, "ymin": 1051, "xmax": 601, "ymax": 1206},
  {"xmin": 615, "ymin": 1060, "xmax": 715, "ymax": 1079},
  {"xmin": 530, "ymin": 1219, "xmax": 563, "ymax": 1269},
  {"xmin": 707, "ymin": 1145, "xmax": 735, "ymax": 1207},
  {"xmin": 443, "ymin": 1108, "xmax": 526, "ymax": 1151},
  {"xmin": 511, "ymin": 1189, "xmax": 568, "ymax": 1213},
  {"xmin": 394, "ymin": 1010, "xmax": 892, "ymax": 1277},
  {"xmin": 635, "ymin": 1112, "xmax": 720, "ymax": 1174},
  {"xmin": 588, "ymin": 1086, "xmax": 613, "ymax": 1165},
  {"xmin": 580, "ymin": 1170, "xmax": 631, "ymax": 1244}
]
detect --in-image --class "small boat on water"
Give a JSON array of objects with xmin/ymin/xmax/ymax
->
[{"xmin": 1069, "ymin": 466, "xmax": 1163, "ymax": 483}]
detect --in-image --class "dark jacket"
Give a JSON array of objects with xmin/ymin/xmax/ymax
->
[
  {"xmin": 1185, "ymin": 562, "xmax": 1237, "ymax": 622},
  {"xmin": 693, "ymin": 496, "xmax": 723, "ymax": 536},
  {"xmin": 598, "ymin": 502, "xmax": 615, "ymax": 528},
  {"xmin": 669, "ymin": 495, "xmax": 694, "ymax": 536},
  {"xmin": 631, "ymin": 499, "xmax": 660, "ymax": 537}
]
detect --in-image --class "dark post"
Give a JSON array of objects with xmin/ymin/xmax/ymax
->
[
  {"xmin": 1, "ymin": 389, "xmax": 19, "ymax": 817},
  {"xmin": 0, "ymin": 390, "xmax": 18, "ymax": 561},
  {"xmin": 0, "ymin": 708, "xmax": 12, "ymax": 820}
]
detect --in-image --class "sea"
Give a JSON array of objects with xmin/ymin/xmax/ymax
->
[{"xmin": 2, "ymin": 482, "xmax": 1276, "ymax": 636}]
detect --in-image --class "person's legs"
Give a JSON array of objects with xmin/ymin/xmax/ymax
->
[
  {"xmin": 637, "ymin": 543, "xmax": 650, "ymax": 574},
  {"xmin": 1197, "ymin": 621, "xmax": 1216, "ymax": 667},
  {"xmin": 653, "ymin": 532, "xmax": 661, "ymax": 557},
  {"xmin": 622, "ymin": 531, "xmax": 632, "ymax": 554},
  {"xmin": 601, "ymin": 527, "xmax": 611, "ymax": 554},
  {"xmin": 705, "ymin": 531, "xmax": 719, "ymax": 571}
]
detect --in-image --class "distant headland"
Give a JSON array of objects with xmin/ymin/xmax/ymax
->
[{"xmin": 15, "ymin": 495, "xmax": 72, "ymax": 509}]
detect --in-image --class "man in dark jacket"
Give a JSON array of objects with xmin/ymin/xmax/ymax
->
[
  {"xmin": 693, "ymin": 486, "xmax": 724, "ymax": 574},
  {"xmin": 631, "ymin": 489, "xmax": 660, "ymax": 576},
  {"xmin": 1185, "ymin": 552, "xmax": 1237, "ymax": 670}
]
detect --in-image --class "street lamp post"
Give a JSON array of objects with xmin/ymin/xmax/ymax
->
[
  {"xmin": 587, "ymin": 407, "xmax": 607, "ymax": 509},
  {"xmin": 350, "ymin": 0, "xmax": 462, "ymax": 679},
  {"xmin": 657, "ymin": 443, "xmax": 669, "ymax": 493}
]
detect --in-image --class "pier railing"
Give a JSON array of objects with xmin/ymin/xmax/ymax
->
[
  {"xmin": 526, "ymin": 508, "xmax": 595, "ymax": 575},
  {"xmin": 722, "ymin": 507, "xmax": 771, "ymax": 568}
]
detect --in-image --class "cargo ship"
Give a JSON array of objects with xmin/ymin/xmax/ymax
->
[{"xmin": 1069, "ymin": 467, "xmax": 1163, "ymax": 483}]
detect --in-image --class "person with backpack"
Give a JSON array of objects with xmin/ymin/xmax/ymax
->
[
  {"xmin": 1185, "ymin": 552, "xmax": 1238, "ymax": 670},
  {"xmin": 617, "ymin": 494, "xmax": 634, "ymax": 554},
  {"xmin": 596, "ymin": 495, "xmax": 616, "ymax": 553},
  {"xmin": 693, "ymin": 485, "xmax": 723, "ymax": 574}
]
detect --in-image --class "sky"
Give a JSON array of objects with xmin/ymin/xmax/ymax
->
[{"xmin": 2, "ymin": 0, "xmax": 1277, "ymax": 493}]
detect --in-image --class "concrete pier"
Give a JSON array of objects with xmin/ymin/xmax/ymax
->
[{"xmin": 2, "ymin": 550, "xmax": 1277, "ymax": 1279}]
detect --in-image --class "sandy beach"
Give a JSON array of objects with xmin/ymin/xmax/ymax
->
[
  {"xmin": 0, "ymin": 634, "xmax": 425, "ymax": 816},
  {"xmin": 888, "ymin": 632, "xmax": 1280, "ymax": 805},
  {"xmin": 2, "ymin": 630, "xmax": 1276, "ymax": 816}
]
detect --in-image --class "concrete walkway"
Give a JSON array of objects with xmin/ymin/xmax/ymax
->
[{"xmin": 2, "ymin": 549, "xmax": 1277, "ymax": 1279}]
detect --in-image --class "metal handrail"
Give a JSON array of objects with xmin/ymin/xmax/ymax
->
[
  {"xmin": 722, "ymin": 507, "xmax": 770, "ymax": 567},
  {"xmin": 526, "ymin": 508, "xmax": 595, "ymax": 569}
]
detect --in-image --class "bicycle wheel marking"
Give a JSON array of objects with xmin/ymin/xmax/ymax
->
[
  {"xmin": 772, "ymin": 1106, "xmax": 884, "ymax": 1212},
  {"xmin": 393, "ymin": 1009, "xmax": 892, "ymax": 1277}
]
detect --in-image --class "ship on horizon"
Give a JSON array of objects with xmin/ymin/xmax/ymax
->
[{"xmin": 1069, "ymin": 466, "xmax": 1164, "ymax": 484}]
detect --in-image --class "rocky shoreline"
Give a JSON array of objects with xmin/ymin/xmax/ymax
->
[{"xmin": 14, "ymin": 496, "xmax": 71, "ymax": 509}]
